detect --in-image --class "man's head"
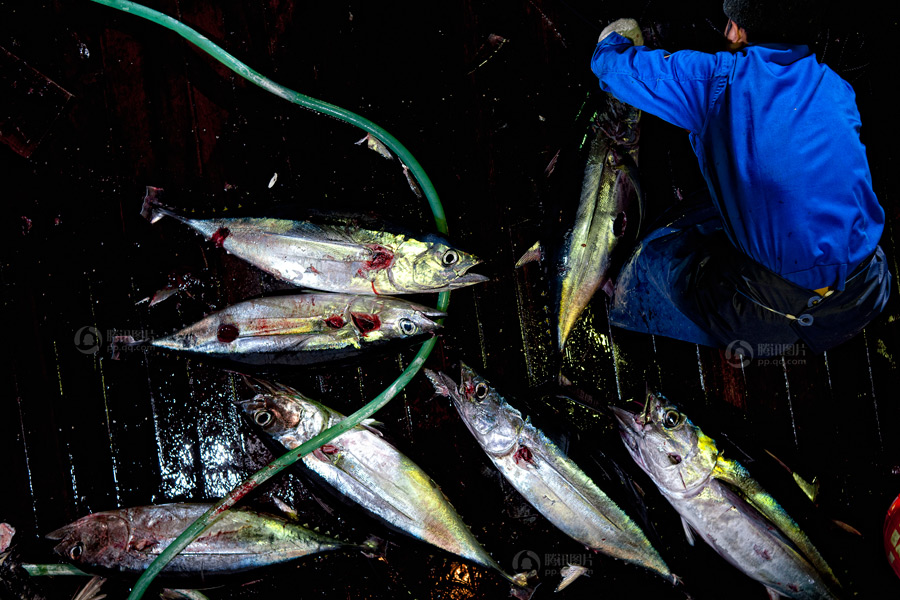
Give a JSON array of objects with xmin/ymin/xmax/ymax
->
[{"xmin": 722, "ymin": 0, "xmax": 819, "ymax": 45}]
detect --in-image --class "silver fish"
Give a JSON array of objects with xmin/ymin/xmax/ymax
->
[
  {"xmin": 611, "ymin": 392, "xmax": 843, "ymax": 599},
  {"xmin": 46, "ymin": 503, "xmax": 364, "ymax": 578},
  {"xmin": 518, "ymin": 93, "xmax": 642, "ymax": 352},
  {"xmin": 141, "ymin": 188, "xmax": 489, "ymax": 295},
  {"xmin": 143, "ymin": 292, "xmax": 444, "ymax": 366},
  {"xmin": 235, "ymin": 380, "xmax": 532, "ymax": 590},
  {"xmin": 425, "ymin": 364, "xmax": 674, "ymax": 582}
]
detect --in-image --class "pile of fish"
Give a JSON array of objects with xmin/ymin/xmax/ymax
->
[
  {"xmin": 426, "ymin": 364, "xmax": 675, "ymax": 587},
  {"xmin": 35, "ymin": 95, "xmax": 843, "ymax": 600}
]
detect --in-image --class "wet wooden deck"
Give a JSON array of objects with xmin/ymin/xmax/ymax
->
[{"xmin": 1, "ymin": 1, "xmax": 898, "ymax": 598}]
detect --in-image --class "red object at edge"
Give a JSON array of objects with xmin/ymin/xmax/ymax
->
[{"xmin": 885, "ymin": 493, "xmax": 900, "ymax": 579}]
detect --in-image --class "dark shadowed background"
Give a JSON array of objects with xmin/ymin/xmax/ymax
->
[{"xmin": 1, "ymin": 1, "xmax": 898, "ymax": 598}]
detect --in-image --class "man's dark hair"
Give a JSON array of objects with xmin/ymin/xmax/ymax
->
[{"xmin": 723, "ymin": 0, "xmax": 821, "ymax": 43}]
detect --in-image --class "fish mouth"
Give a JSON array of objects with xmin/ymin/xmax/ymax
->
[
  {"xmin": 424, "ymin": 369, "xmax": 455, "ymax": 395},
  {"xmin": 446, "ymin": 272, "xmax": 490, "ymax": 289},
  {"xmin": 609, "ymin": 405, "xmax": 646, "ymax": 467},
  {"xmin": 609, "ymin": 405, "xmax": 640, "ymax": 432}
]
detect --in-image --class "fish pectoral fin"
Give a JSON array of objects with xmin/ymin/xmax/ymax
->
[
  {"xmin": 360, "ymin": 418, "xmax": 384, "ymax": 436},
  {"xmin": 764, "ymin": 587, "xmax": 782, "ymax": 600},
  {"xmin": 529, "ymin": 447, "xmax": 625, "ymax": 532},
  {"xmin": 680, "ymin": 517, "xmax": 696, "ymax": 547},
  {"xmin": 238, "ymin": 317, "xmax": 326, "ymax": 337},
  {"xmin": 714, "ymin": 461, "xmax": 841, "ymax": 590},
  {"xmin": 328, "ymin": 460, "xmax": 417, "ymax": 524},
  {"xmin": 263, "ymin": 233, "xmax": 371, "ymax": 262}
]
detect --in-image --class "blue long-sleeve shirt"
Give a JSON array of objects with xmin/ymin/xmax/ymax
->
[{"xmin": 591, "ymin": 33, "xmax": 884, "ymax": 291}]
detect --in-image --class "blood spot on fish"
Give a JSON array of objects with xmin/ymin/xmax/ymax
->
[
  {"xmin": 324, "ymin": 315, "xmax": 345, "ymax": 329},
  {"xmin": 351, "ymin": 312, "xmax": 381, "ymax": 336},
  {"xmin": 131, "ymin": 538, "xmax": 157, "ymax": 551},
  {"xmin": 313, "ymin": 445, "xmax": 340, "ymax": 462},
  {"xmin": 788, "ymin": 584, "xmax": 800, "ymax": 592},
  {"xmin": 217, "ymin": 323, "xmax": 240, "ymax": 343},
  {"xmin": 364, "ymin": 245, "xmax": 394, "ymax": 271},
  {"xmin": 753, "ymin": 545, "xmax": 772, "ymax": 560},
  {"xmin": 514, "ymin": 445, "xmax": 534, "ymax": 465},
  {"xmin": 613, "ymin": 212, "xmax": 627, "ymax": 237},
  {"xmin": 307, "ymin": 265, "xmax": 320, "ymax": 274},
  {"xmin": 211, "ymin": 227, "xmax": 231, "ymax": 248}
]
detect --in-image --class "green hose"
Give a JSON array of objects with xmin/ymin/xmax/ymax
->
[{"xmin": 85, "ymin": 2, "xmax": 451, "ymax": 598}]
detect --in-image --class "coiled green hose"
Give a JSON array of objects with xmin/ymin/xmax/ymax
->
[{"xmin": 85, "ymin": 2, "xmax": 451, "ymax": 598}]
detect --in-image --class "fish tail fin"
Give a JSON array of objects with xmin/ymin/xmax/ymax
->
[
  {"xmin": 515, "ymin": 241, "xmax": 543, "ymax": 268},
  {"xmin": 140, "ymin": 186, "xmax": 180, "ymax": 224}
]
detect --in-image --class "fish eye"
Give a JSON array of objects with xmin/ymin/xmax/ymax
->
[
  {"xmin": 398, "ymin": 318, "xmax": 418, "ymax": 336},
  {"xmin": 441, "ymin": 249, "xmax": 459, "ymax": 267},
  {"xmin": 662, "ymin": 409, "xmax": 681, "ymax": 429},
  {"xmin": 68, "ymin": 542, "xmax": 84, "ymax": 560},
  {"xmin": 473, "ymin": 382, "xmax": 489, "ymax": 400},
  {"xmin": 254, "ymin": 409, "xmax": 274, "ymax": 427}
]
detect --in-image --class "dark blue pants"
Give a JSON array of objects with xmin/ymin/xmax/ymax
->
[{"xmin": 609, "ymin": 200, "xmax": 891, "ymax": 355}]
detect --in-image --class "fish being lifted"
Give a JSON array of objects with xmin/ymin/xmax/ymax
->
[
  {"xmin": 518, "ymin": 91, "xmax": 642, "ymax": 353},
  {"xmin": 46, "ymin": 503, "xmax": 374, "ymax": 580},
  {"xmin": 121, "ymin": 292, "xmax": 443, "ymax": 366},
  {"xmin": 612, "ymin": 392, "xmax": 843, "ymax": 600},
  {"xmin": 141, "ymin": 188, "xmax": 488, "ymax": 295},
  {"xmin": 235, "ymin": 379, "xmax": 534, "ymax": 595},
  {"xmin": 425, "ymin": 363, "xmax": 675, "ymax": 585}
]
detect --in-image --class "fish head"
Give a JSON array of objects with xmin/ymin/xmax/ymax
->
[
  {"xmin": 46, "ymin": 513, "xmax": 131, "ymax": 569},
  {"xmin": 611, "ymin": 390, "xmax": 718, "ymax": 495},
  {"xmin": 394, "ymin": 235, "xmax": 489, "ymax": 292},
  {"xmin": 235, "ymin": 390, "xmax": 328, "ymax": 448},
  {"xmin": 346, "ymin": 297, "xmax": 445, "ymax": 344},
  {"xmin": 444, "ymin": 363, "xmax": 522, "ymax": 456}
]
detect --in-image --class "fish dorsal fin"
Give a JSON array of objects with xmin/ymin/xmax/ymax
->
[{"xmin": 713, "ymin": 457, "xmax": 842, "ymax": 592}]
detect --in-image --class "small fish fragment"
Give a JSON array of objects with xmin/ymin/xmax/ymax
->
[
  {"xmin": 611, "ymin": 391, "xmax": 843, "ymax": 599},
  {"xmin": 355, "ymin": 133, "xmax": 393, "ymax": 160},
  {"xmin": 426, "ymin": 364, "xmax": 674, "ymax": 583},
  {"xmin": 141, "ymin": 188, "xmax": 488, "ymax": 295},
  {"xmin": 401, "ymin": 163, "xmax": 424, "ymax": 199},
  {"xmin": 46, "ymin": 503, "xmax": 370, "ymax": 579},
  {"xmin": 235, "ymin": 379, "xmax": 534, "ymax": 591},
  {"xmin": 555, "ymin": 563, "xmax": 589, "ymax": 592},
  {"xmin": 141, "ymin": 292, "xmax": 444, "ymax": 367}
]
